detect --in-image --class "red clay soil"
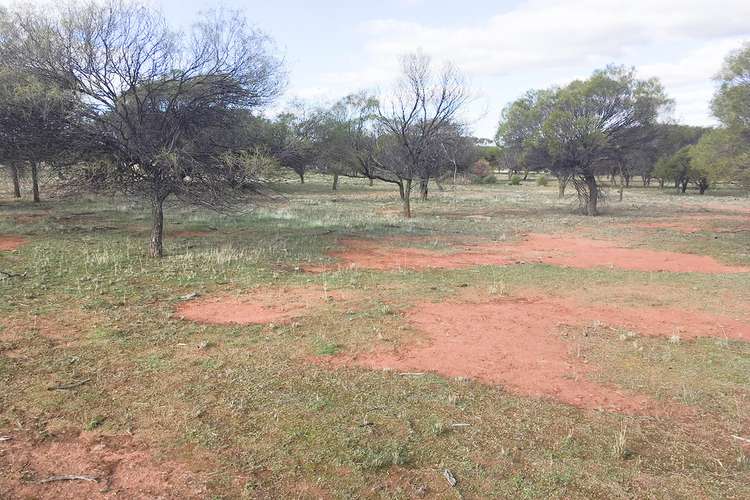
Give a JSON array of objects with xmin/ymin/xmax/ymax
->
[
  {"xmin": 309, "ymin": 233, "xmax": 747, "ymax": 274},
  {"xmin": 176, "ymin": 286, "xmax": 352, "ymax": 325},
  {"xmin": 0, "ymin": 235, "xmax": 27, "ymax": 251},
  {"xmin": 323, "ymin": 296, "xmax": 750, "ymax": 414},
  {"xmin": 0, "ymin": 432, "xmax": 207, "ymax": 499}
]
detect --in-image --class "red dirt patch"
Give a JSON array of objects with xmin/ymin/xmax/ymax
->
[
  {"xmin": 514, "ymin": 233, "xmax": 747, "ymax": 273},
  {"xmin": 0, "ymin": 432, "xmax": 207, "ymax": 499},
  {"xmin": 0, "ymin": 235, "xmax": 27, "ymax": 251},
  {"xmin": 309, "ymin": 233, "xmax": 747, "ymax": 274},
  {"xmin": 307, "ymin": 238, "xmax": 515, "ymax": 272},
  {"xmin": 322, "ymin": 296, "xmax": 750, "ymax": 414},
  {"xmin": 176, "ymin": 286, "xmax": 354, "ymax": 325}
]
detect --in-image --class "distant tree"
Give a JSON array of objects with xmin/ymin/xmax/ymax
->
[
  {"xmin": 377, "ymin": 53, "xmax": 469, "ymax": 217},
  {"xmin": 653, "ymin": 146, "xmax": 693, "ymax": 193},
  {"xmin": 690, "ymin": 129, "xmax": 748, "ymax": 191},
  {"xmin": 0, "ymin": 67, "xmax": 85, "ymax": 202},
  {"xmin": 541, "ymin": 67, "xmax": 670, "ymax": 214},
  {"xmin": 708, "ymin": 42, "xmax": 750, "ymax": 189},
  {"xmin": 5, "ymin": 164, "xmax": 21, "ymax": 198},
  {"xmin": 2, "ymin": 1, "xmax": 284, "ymax": 256},
  {"xmin": 266, "ymin": 111, "xmax": 320, "ymax": 184}
]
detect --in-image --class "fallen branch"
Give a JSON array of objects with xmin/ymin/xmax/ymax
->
[
  {"xmin": 398, "ymin": 372, "xmax": 425, "ymax": 376},
  {"xmin": 47, "ymin": 378, "xmax": 91, "ymax": 391},
  {"xmin": 732, "ymin": 435, "xmax": 750, "ymax": 444},
  {"xmin": 38, "ymin": 475, "xmax": 98, "ymax": 484},
  {"xmin": 0, "ymin": 436, "xmax": 11, "ymax": 442},
  {"xmin": 0, "ymin": 270, "xmax": 25, "ymax": 278}
]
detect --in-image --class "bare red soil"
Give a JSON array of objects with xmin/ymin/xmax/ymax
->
[
  {"xmin": 176, "ymin": 286, "xmax": 353, "ymax": 325},
  {"xmin": 0, "ymin": 432, "xmax": 207, "ymax": 499},
  {"xmin": 309, "ymin": 233, "xmax": 747, "ymax": 274},
  {"xmin": 322, "ymin": 296, "xmax": 750, "ymax": 414},
  {"xmin": 0, "ymin": 235, "xmax": 27, "ymax": 251}
]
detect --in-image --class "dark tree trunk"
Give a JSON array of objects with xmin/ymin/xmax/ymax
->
[
  {"xmin": 557, "ymin": 176, "xmax": 567, "ymax": 198},
  {"xmin": 332, "ymin": 173, "xmax": 339, "ymax": 191},
  {"xmin": 149, "ymin": 193, "xmax": 166, "ymax": 258},
  {"xmin": 419, "ymin": 177, "xmax": 429, "ymax": 201},
  {"xmin": 624, "ymin": 174, "xmax": 631, "ymax": 188},
  {"xmin": 9, "ymin": 164, "xmax": 21, "ymax": 198},
  {"xmin": 698, "ymin": 179, "xmax": 709, "ymax": 194},
  {"xmin": 659, "ymin": 178, "xmax": 665, "ymax": 189},
  {"xmin": 31, "ymin": 162, "xmax": 40, "ymax": 203},
  {"xmin": 299, "ymin": 172, "xmax": 305, "ymax": 184},
  {"xmin": 403, "ymin": 178, "xmax": 412, "ymax": 218},
  {"xmin": 680, "ymin": 178, "xmax": 688, "ymax": 193},
  {"xmin": 397, "ymin": 180, "xmax": 405, "ymax": 200},
  {"xmin": 522, "ymin": 169, "xmax": 529, "ymax": 181},
  {"xmin": 369, "ymin": 177, "xmax": 373, "ymax": 186},
  {"xmin": 585, "ymin": 175, "xmax": 598, "ymax": 215}
]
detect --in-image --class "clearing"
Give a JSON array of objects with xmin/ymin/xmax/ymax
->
[{"xmin": 1, "ymin": 177, "xmax": 749, "ymax": 498}]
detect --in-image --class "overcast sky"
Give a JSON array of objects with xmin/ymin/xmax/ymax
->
[{"xmin": 4, "ymin": 0, "xmax": 749, "ymax": 138}]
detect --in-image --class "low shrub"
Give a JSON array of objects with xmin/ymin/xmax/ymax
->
[
  {"xmin": 509, "ymin": 174, "xmax": 522, "ymax": 185},
  {"xmin": 536, "ymin": 174, "xmax": 548, "ymax": 186}
]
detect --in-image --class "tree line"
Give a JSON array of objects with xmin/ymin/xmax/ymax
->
[
  {"xmin": 1, "ymin": 1, "xmax": 748, "ymax": 255},
  {"xmin": 494, "ymin": 48, "xmax": 750, "ymax": 213}
]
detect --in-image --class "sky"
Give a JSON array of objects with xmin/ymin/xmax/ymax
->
[{"xmin": 4, "ymin": 0, "xmax": 750, "ymax": 138}]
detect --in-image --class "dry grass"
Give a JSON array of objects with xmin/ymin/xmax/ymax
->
[{"xmin": 1, "ymin": 174, "xmax": 749, "ymax": 498}]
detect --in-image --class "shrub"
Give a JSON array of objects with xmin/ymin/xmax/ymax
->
[
  {"xmin": 471, "ymin": 174, "xmax": 498, "ymax": 185},
  {"xmin": 509, "ymin": 175, "xmax": 522, "ymax": 185},
  {"xmin": 471, "ymin": 159, "xmax": 491, "ymax": 177},
  {"xmin": 536, "ymin": 174, "xmax": 548, "ymax": 186}
]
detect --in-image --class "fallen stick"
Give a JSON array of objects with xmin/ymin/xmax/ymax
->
[
  {"xmin": 398, "ymin": 372, "xmax": 425, "ymax": 376},
  {"xmin": 0, "ymin": 436, "xmax": 11, "ymax": 442},
  {"xmin": 732, "ymin": 435, "xmax": 750, "ymax": 444},
  {"xmin": 38, "ymin": 475, "xmax": 98, "ymax": 484},
  {"xmin": 47, "ymin": 378, "xmax": 91, "ymax": 391}
]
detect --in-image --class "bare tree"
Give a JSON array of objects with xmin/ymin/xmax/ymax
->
[
  {"xmin": 2, "ymin": 1, "xmax": 284, "ymax": 255},
  {"xmin": 377, "ymin": 53, "xmax": 469, "ymax": 217}
]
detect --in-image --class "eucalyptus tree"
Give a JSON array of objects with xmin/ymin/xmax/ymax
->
[{"xmin": 1, "ymin": 1, "xmax": 284, "ymax": 256}]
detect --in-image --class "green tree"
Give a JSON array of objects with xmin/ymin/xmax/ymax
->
[{"xmin": 708, "ymin": 42, "xmax": 750, "ymax": 189}]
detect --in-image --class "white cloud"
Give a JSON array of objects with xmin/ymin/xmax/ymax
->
[{"xmin": 319, "ymin": 0, "xmax": 750, "ymax": 137}]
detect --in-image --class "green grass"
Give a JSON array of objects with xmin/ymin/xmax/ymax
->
[{"xmin": 1, "ymin": 174, "xmax": 749, "ymax": 498}]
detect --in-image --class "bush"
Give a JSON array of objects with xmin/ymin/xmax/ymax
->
[
  {"xmin": 509, "ymin": 174, "xmax": 522, "ymax": 185},
  {"xmin": 471, "ymin": 174, "xmax": 498, "ymax": 185},
  {"xmin": 536, "ymin": 174, "xmax": 548, "ymax": 186},
  {"xmin": 471, "ymin": 159, "xmax": 491, "ymax": 177}
]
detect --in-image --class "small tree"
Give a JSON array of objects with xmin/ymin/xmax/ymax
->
[
  {"xmin": 0, "ymin": 67, "xmax": 84, "ymax": 202},
  {"xmin": 3, "ymin": 1, "xmax": 284, "ymax": 256},
  {"xmin": 377, "ymin": 53, "xmax": 469, "ymax": 217}
]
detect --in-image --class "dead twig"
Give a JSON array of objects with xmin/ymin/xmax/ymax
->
[
  {"xmin": 443, "ymin": 468, "xmax": 457, "ymax": 487},
  {"xmin": 38, "ymin": 475, "xmax": 98, "ymax": 484},
  {"xmin": 0, "ymin": 270, "xmax": 25, "ymax": 278},
  {"xmin": 0, "ymin": 436, "xmax": 12, "ymax": 442},
  {"xmin": 47, "ymin": 378, "xmax": 91, "ymax": 391},
  {"xmin": 731, "ymin": 435, "xmax": 750, "ymax": 444}
]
